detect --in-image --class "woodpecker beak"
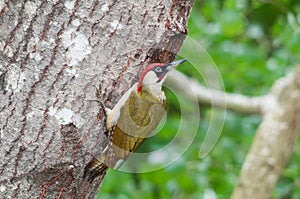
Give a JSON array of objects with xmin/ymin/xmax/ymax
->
[
  {"xmin": 166, "ymin": 58, "xmax": 187, "ymax": 71},
  {"xmin": 156, "ymin": 58, "xmax": 187, "ymax": 82}
]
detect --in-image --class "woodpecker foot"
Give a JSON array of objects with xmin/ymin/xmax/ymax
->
[{"xmin": 93, "ymin": 85, "xmax": 112, "ymax": 117}]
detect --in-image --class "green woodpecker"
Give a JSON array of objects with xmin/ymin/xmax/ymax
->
[{"xmin": 83, "ymin": 59, "xmax": 187, "ymax": 182}]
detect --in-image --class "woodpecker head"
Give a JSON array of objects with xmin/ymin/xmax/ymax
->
[{"xmin": 137, "ymin": 59, "xmax": 187, "ymax": 93}]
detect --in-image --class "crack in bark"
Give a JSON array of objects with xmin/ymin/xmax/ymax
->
[
  {"xmin": 67, "ymin": 0, "xmax": 80, "ymax": 26},
  {"xmin": 3, "ymin": 0, "xmax": 28, "ymax": 51},
  {"xmin": 103, "ymin": 15, "xmax": 123, "ymax": 47},
  {"xmin": 40, "ymin": 0, "xmax": 62, "ymax": 41}
]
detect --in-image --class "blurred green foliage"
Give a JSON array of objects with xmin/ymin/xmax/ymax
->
[{"xmin": 99, "ymin": 0, "xmax": 300, "ymax": 198}]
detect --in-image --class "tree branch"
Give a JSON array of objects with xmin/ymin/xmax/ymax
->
[{"xmin": 166, "ymin": 71, "xmax": 263, "ymax": 114}]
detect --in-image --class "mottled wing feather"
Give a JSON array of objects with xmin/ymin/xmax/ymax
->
[{"xmin": 111, "ymin": 89, "xmax": 166, "ymax": 162}]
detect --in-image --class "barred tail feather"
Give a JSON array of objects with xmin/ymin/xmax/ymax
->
[{"xmin": 83, "ymin": 157, "xmax": 108, "ymax": 182}]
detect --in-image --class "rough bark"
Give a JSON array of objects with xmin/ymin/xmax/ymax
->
[{"xmin": 0, "ymin": 1, "xmax": 193, "ymax": 198}]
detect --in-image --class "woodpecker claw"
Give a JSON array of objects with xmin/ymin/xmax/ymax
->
[
  {"xmin": 92, "ymin": 85, "xmax": 110, "ymax": 117},
  {"xmin": 104, "ymin": 107, "xmax": 112, "ymax": 116},
  {"xmin": 94, "ymin": 85, "xmax": 102, "ymax": 100}
]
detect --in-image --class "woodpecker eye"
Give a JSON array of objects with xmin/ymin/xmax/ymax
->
[{"xmin": 154, "ymin": 67, "xmax": 162, "ymax": 73}]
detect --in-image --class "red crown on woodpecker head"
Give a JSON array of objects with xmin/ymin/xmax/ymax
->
[
  {"xmin": 137, "ymin": 63, "xmax": 165, "ymax": 93},
  {"xmin": 137, "ymin": 59, "xmax": 187, "ymax": 93}
]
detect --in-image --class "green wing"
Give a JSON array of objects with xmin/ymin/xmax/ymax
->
[{"xmin": 111, "ymin": 89, "xmax": 166, "ymax": 161}]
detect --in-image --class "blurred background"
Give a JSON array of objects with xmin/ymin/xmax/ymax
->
[{"xmin": 99, "ymin": 0, "xmax": 300, "ymax": 198}]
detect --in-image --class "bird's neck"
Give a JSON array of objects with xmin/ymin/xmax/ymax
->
[
  {"xmin": 137, "ymin": 72, "xmax": 165, "ymax": 97},
  {"xmin": 143, "ymin": 83, "xmax": 164, "ymax": 98}
]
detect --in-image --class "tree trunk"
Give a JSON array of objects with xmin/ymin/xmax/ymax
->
[
  {"xmin": 0, "ymin": 1, "xmax": 193, "ymax": 198},
  {"xmin": 168, "ymin": 65, "xmax": 300, "ymax": 198},
  {"xmin": 231, "ymin": 66, "xmax": 300, "ymax": 199}
]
